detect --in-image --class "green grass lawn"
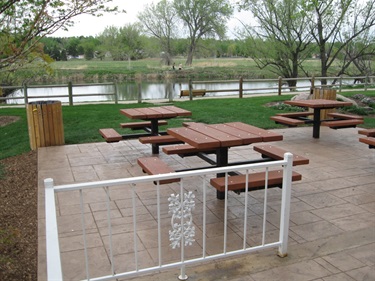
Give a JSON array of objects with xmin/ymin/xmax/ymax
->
[{"xmin": 1, "ymin": 92, "xmax": 374, "ymax": 160}]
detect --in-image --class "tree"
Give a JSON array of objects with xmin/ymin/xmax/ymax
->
[
  {"xmin": 304, "ymin": 0, "xmax": 375, "ymax": 84},
  {"xmin": 0, "ymin": 0, "xmax": 119, "ymax": 73},
  {"xmin": 239, "ymin": 0, "xmax": 315, "ymax": 89},
  {"xmin": 138, "ymin": 0, "xmax": 178, "ymax": 66},
  {"xmin": 98, "ymin": 24, "xmax": 144, "ymax": 61},
  {"xmin": 173, "ymin": 0, "xmax": 233, "ymax": 65}
]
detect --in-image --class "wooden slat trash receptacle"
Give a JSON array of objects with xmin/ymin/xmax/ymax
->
[
  {"xmin": 26, "ymin": 100, "xmax": 64, "ymax": 150},
  {"xmin": 311, "ymin": 88, "xmax": 337, "ymax": 119}
]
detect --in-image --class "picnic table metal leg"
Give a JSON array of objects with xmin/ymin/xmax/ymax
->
[
  {"xmin": 151, "ymin": 119, "xmax": 160, "ymax": 154},
  {"xmin": 313, "ymin": 109, "xmax": 321, "ymax": 139},
  {"xmin": 216, "ymin": 148, "xmax": 228, "ymax": 200}
]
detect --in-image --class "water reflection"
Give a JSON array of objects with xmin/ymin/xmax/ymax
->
[{"xmin": 7, "ymin": 79, "xmax": 320, "ymax": 104}]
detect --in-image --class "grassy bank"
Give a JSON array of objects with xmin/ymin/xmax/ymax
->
[
  {"xmin": 20, "ymin": 57, "xmax": 344, "ymax": 84},
  {"xmin": 1, "ymin": 91, "xmax": 374, "ymax": 160}
]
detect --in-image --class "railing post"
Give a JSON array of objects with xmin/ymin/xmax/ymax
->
[
  {"xmin": 278, "ymin": 76, "xmax": 282, "ymax": 96},
  {"xmin": 138, "ymin": 82, "xmax": 142, "ymax": 103},
  {"xmin": 339, "ymin": 75, "xmax": 342, "ymax": 93},
  {"xmin": 68, "ymin": 82, "xmax": 73, "ymax": 106},
  {"xmin": 114, "ymin": 82, "xmax": 118, "ymax": 104},
  {"xmin": 278, "ymin": 153, "xmax": 293, "ymax": 257},
  {"xmin": 365, "ymin": 75, "xmax": 368, "ymax": 91},
  {"xmin": 44, "ymin": 178, "xmax": 63, "ymax": 280},
  {"xmin": 239, "ymin": 76, "xmax": 243, "ymax": 98},
  {"xmin": 188, "ymin": 79, "xmax": 193, "ymax": 101},
  {"xmin": 24, "ymin": 83, "xmax": 28, "ymax": 105}
]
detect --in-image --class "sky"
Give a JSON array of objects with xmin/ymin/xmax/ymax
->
[{"xmin": 51, "ymin": 0, "xmax": 252, "ymax": 38}]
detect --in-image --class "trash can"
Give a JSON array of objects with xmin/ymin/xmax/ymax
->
[
  {"xmin": 26, "ymin": 100, "xmax": 64, "ymax": 150},
  {"xmin": 311, "ymin": 88, "xmax": 337, "ymax": 119}
]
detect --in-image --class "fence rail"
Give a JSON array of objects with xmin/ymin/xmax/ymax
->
[
  {"xmin": 1, "ymin": 75, "xmax": 374, "ymax": 106},
  {"xmin": 44, "ymin": 153, "xmax": 294, "ymax": 281}
]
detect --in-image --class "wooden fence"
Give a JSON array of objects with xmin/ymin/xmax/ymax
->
[{"xmin": 0, "ymin": 76, "xmax": 374, "ymax": 106}]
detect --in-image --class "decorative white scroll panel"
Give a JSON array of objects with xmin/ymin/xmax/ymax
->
[{"xmin": 168, "ymin": 192, "xmax": 196, "ymax": 249}]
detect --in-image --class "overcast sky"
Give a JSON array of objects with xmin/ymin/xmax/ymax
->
[{"xmin": 52, "ymin": 0, "xmax": 252, "ymax": 38}]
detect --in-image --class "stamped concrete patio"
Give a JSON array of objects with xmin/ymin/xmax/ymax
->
[{"xmin": 37, "ymin": 126, "xmax": 375, "ymax": 281}]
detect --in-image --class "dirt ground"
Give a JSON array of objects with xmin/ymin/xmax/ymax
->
[{"xmin": 0, "ymin": 115, "xmax": 37, "ymax": 280}]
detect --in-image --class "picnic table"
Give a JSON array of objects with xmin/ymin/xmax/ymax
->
[
  {"xmin": 120, "ymin": 106, "xmax": 192, "ymax": 154},
  {"xmin": 166, "ymin": 122, "xmax": 284, "ymax": 198},
  {"xmin": 283, "ymin": 99, "xmax": 354, "ymax": 138}
]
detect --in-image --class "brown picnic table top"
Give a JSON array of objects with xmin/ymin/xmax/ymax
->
[
  {"xmin": 167, "ymin": 122, "xmax": 282, "ymax": 149},
  {"xmin": 120, "ymin": 105, "xmax": 191, "ymax": 120},
  {"xmin": 284, "ymin": 99, "xmax": 352, "ymax": 108}
]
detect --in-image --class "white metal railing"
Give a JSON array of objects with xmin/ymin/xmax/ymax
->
[{"xmin": 44, "ymin": 153, "xmax": 294, "ymax": 281}]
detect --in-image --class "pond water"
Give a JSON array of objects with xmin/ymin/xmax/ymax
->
[{"xmin": 6, "ymin": 79, "xmax": 342, "ymax": 104}]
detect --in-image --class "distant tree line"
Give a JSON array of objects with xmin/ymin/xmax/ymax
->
[{"xmin": 1, "ymin": 0, "xmax": 374, "ymax": 88}]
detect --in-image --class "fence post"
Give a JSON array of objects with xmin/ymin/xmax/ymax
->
[
  {"xmin": 137, "ymin": 82, "xmax": 142, "ymax": 103},
  {"xmin": 278, "ymin": 76, "xmax": 282, "ymax": 96},
  {"xmin": 68, "ymin": 82, "xmax": 73, "ymax": 106},
  {"xmin": 310, "ymin": 76, "xmax": 315, "ymax": 95},
  {"xmin": 189, "ymin": 79, "xmax": 193, "ymax": 101},
  {"xmin": 239, "ymin": 76, "xmax": 243, "ymax": 98},
  {"xmin": 24, "ymin": 83, "xmax": 28, "ymax": 105},
  {"xmin": 278, "ymin": 152, "xmax": 293, "ymax": 257},
  {"xmin": 365, "ymin": 75, "xmax": 368, "ymax": 91},
  {"xmin": 114, "ymin": 83, "xmax": 118, "ymax": 104},
  {"xmin": 339, "ymin": 75, "xmax": 342, "ymax": 93}
]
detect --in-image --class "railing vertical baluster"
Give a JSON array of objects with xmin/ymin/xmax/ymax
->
[
  {"xmin": 262, "ymin": 168, "xmax": 269, "ymax": 246},
  {"xmin": 157, "ymin": 182, "xmax": 162, "ymax": 267},
  {"xmin": 223, "ymin": 173, "xmax": 229, "ymax": 254},
  {"xmin": 243, "ymin": 171, "xmax": 249, "ymax": 249},
  {"xmin": 202, "ymin": 178, "xmax": 207, "ymax": 258},
  {"xmin": 131, "ymin": 184, "xmax": 139, "ymax": 271},
  {"xmin": 365, "ymin": 75, "xmax": 368, "ymax": 91},
  {"xmin": 105, "ymin": 186, "xmax": 115, "ymax": 275},
  {"xmin": 79, "ymin": 189, "xmax": 90, "ymax": 279}
]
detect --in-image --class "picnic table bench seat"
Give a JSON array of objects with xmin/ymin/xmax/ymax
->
[
  {"xmin": 359, "ymin": 137, "xmax": 375, "ymax": 149},
  {"xmin": 253, "ymin": 145, "xmax": 309, "ymax": 166},
  {"xmin": 120, "ymin": 120, "xmax": 168, "ymax": 129},
  {"xmin": 327, "ymin": 112, "xmax": 364, "ymax": 120},
  {"xmin": 210, "ymin": 170, "xmax": 302, "ymax": 193},
  {"xmin": 321, "ymin": 119, "xmax": 363, "ymax": 129},
  {"xmin": 358, "ymin": 128, "xmax": 375, "ymax": 137},
  {"xmin": 276, "ymin": 112, "xmax": 313, "ymax": 118},
  {"xmin": 99, "ymin": 128, "xmax": 122, "ymax": 142},
  {"xmin": 137, "ymin": 157, "xmax": 180, "ymax": 184},
  {"xmin": 139, "ymin": 135, "xmax": 183, "ymax": 145},
  {"xmin": 270, "ymin": 116, "xmax": 306, "ymax": 127},
  {"xmin": 162, "ymin": 144, "xmax": 216, "ymax": 156}
]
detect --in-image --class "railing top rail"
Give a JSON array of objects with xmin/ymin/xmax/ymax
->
[{"xmin": 49, "ymin": 158, "xmax": 288, "ymax": 192}]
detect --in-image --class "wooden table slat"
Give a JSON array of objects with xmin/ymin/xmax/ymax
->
[
  {"xmin": 206, "ymin": 123, "xmax": 263, "ymax": 144},
  {"xmin": 161, "ymin": 106, "xmax": 192, "ymax": 116},
  {"xmin": 187, "ymin": 123, "xmax": 244, "ymax": 146},
  {"xmin": 226, "ymin": 122, "xmax": 283, "ymax": 142},
  {"xmin": 167, "ymin": 127, "xmax": 220, "ymax": 149}
]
